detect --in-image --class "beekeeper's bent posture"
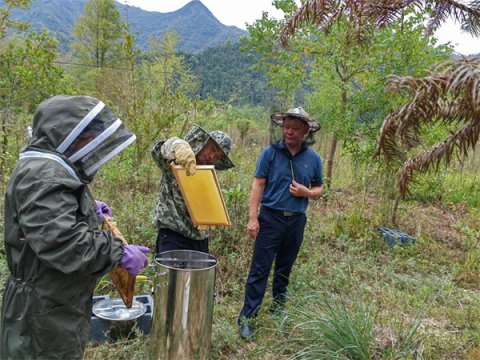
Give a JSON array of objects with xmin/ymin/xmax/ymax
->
[
  {"xmin": 0, "ymin": 95, "xmax": 149, "ymax": 360},
  {"xmin": 151, "ymin": 125, "xmax": 234, "ymax": 254}
]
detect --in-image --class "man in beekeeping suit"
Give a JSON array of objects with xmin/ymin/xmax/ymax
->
[{"xmin": 0, "ymin": 95, "xmax": 149, "ymax": 360}]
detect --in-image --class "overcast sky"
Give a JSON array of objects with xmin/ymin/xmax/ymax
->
[{"xmin": 118, "ymin": 0, "xmax": 479, "ymax": 55}]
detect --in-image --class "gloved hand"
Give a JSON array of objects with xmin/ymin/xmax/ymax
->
[
  {"xmin": 95, "ymin": 200, "xmax": 113, "ymax": 220},
  {"xmin": 118, "ymin": 245, "xmax": 150, "ymax": 276},
  {"xmin": 174, "ymin": 143, "xmax": 196, "ymax": 176}
]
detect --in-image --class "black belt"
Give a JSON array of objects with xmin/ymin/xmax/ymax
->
[{"xmin": 262, "ymin": 206, "xmax": 304, "ymax": 217}]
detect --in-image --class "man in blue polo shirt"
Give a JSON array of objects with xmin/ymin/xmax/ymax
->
[{"xmin": 238, "ymin": 107, "xmax": 324, "ymax": 341}]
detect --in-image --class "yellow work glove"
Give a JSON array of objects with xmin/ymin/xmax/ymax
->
[{"xmin": 174, "ymin": 143, "xmax": 196, "ymax": 176}]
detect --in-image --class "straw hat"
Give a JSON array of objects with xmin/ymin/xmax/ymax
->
[{"xmin": 270, "ymin": 107, "xmax": 321, "ymax": 133}]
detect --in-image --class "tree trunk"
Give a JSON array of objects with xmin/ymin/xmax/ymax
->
[
  {"xmin": 326, "ymin": 135, "xmax": 337, "ymax": 189},
  {"xmin": 0, "ymin": 107, "xmax": 11, "ymax": 183},
  {"xmin": 325, "ymin": 86, "xmax": 347, "ymax": 189},
  {"xmin": 392, "ymin": 196, "xmax": 400, "ymax": 226}
]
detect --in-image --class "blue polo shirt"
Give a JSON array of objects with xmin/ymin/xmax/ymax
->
[{"xmin": 254, "ymin": 140, "xmax": 323, "ymax": 213}]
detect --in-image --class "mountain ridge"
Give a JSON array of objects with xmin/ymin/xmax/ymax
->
[{"xmin": 4, "ymin": 0, "xmax": 248, "ymax": 53}]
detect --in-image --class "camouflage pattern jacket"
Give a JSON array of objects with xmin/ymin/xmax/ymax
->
[{"xmin": 151, "ymin": 129, "xmax": 210, "ymax": 240}]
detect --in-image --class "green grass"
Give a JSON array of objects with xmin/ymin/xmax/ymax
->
[
  {"xmin": 285, "ymin": 295, "xmax": 376, "ymax": 360},
  {"xmin": 1, "ymin": 142, "xmax": 479, "ymax": 359}
]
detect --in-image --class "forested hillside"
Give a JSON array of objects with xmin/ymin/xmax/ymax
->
[
  {"xmin": 3, "ymin": 0, "xmax": 275, "ymax": 106},
  {"xmin": 4, "ymin": 0, "xmax": 246, "ymax": 53},
  {"xmin": 187, "ymin": 41, "xmax": 275, "ymax": 106}
]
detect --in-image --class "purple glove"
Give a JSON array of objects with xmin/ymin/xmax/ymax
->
[
  {"xmin": 118, "ymin": 245, "xmax": 150, "ymax": 276},
  {"xmin": 95, "ymin": 200, "xmax": 113, "ymax": 219}
]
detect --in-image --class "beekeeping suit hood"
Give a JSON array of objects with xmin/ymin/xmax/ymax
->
[
  {"xmin": 0, "ymin": 94, "xmax": 134, "ymax": 360},
  {"xmin": 27, "ymin": 95, "xmax": 136, "ymax": 183}
]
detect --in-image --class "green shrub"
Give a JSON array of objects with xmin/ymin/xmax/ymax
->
[{"xmin": 287, "ymin": 295, "xmax": 376, "ymax": 360}]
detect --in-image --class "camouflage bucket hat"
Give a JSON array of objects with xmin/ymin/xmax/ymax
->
[
  {"xmin": 271, "ymin": 107, "xmax": 321, "ymax": 133},
  {"xmin": 184, "ymin": 125, "xmax": 235, "ymax": 170},
  {"xmin": 209, "ymin": 130, "xmax": 234, "ymax": 170}
]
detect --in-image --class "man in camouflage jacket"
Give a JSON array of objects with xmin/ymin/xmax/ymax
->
[{"xmin": 151, "ymin": 125, "xmax": 234, "ymax": 253}]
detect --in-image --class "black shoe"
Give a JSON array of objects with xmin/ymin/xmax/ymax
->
[
  {"xmin": 274, "ymin": 308, "xmax": 288, "ymax": 319},
  {"xmin": 269, "ymin": 304, "xmax": 290, "ymax": 328},
  {"xmin": 239, "ymin": 323, "xmax": 254, "ymax": 341},
  {"xmin": 268, "ymin": 302, "xmax": 286, "ymax": 316}
]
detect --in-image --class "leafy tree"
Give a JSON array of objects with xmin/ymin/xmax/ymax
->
[
  {"xmin": 71, "ymin": 0, "xmax": 124, "ymax": 68},
  {"xmin": 244, "ymin": 0, "xmax": 455, "ymax": 189},
  {"xmin": 86, "ymin": 20, "xmax": 137, "ymax": 112},
  {"xmin": 277, "ymin": 0, "xmax": 480, "ymax": 222},
  {"xmin": 279, "ymin": 0, "xmax": 480, "ymax": 185},
  {"xmin": 0, "ymin": 0, "xmax": 30, "ymax": 40},
  {"xmin": 123, "ymin": 31, "xmax": 202, "ymax": 163},
  {"xmin": 307, "ymin": 11, "xmax": 452, "ymax": 160},
  {"xmin": 271, "ymin": 0, "xmax": 480, "ymax": 189},
  {"xmin": 0, "ymin": 31, "xmax": 65, "ymax": 179},
  {"xmin": 243, "ymin": 2, "xmax": 311, "ymax": 110},
  {"xmin": 142, "ymin": 32, "xmax": 198, "ymax": 98},
  {"xmin": 0, "ymin": 1, "xmax": 66, "ymax": 182}
]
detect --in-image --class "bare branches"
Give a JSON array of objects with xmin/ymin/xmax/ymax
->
[{"xmin": 376, "ymin": 56, "xmax": 480, "ymax": 196}]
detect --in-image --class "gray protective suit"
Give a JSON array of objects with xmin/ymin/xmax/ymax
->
[{"xmin": 0, "ymin": 95, "xmax": 136, "ymax": 359}]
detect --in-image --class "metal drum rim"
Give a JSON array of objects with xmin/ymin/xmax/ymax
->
[
  {"xmin": 92, "ymin": 298, "xmax": 147, "ymax": 321},
  {"xmin": 154, "ymin": 249, "xmax": 218, "ymax": 271}
]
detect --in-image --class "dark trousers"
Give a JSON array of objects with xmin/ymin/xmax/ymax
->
[
  {"xmin": 156, "ymin": 228, "xmax": 209, "ymax": 254},
  {"xmin": 238, "ymin": 207, "xmax": 307, "ymax": 321}
]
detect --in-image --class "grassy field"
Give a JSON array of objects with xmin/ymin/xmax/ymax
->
[{"xmin": 1, "ymin": 142, "xmax": 480, "ymax": 359}]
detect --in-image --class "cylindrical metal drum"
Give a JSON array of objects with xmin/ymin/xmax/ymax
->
[{"xmin": 149, "ymin": 250, "xmax": 218, "ymax": 360}]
